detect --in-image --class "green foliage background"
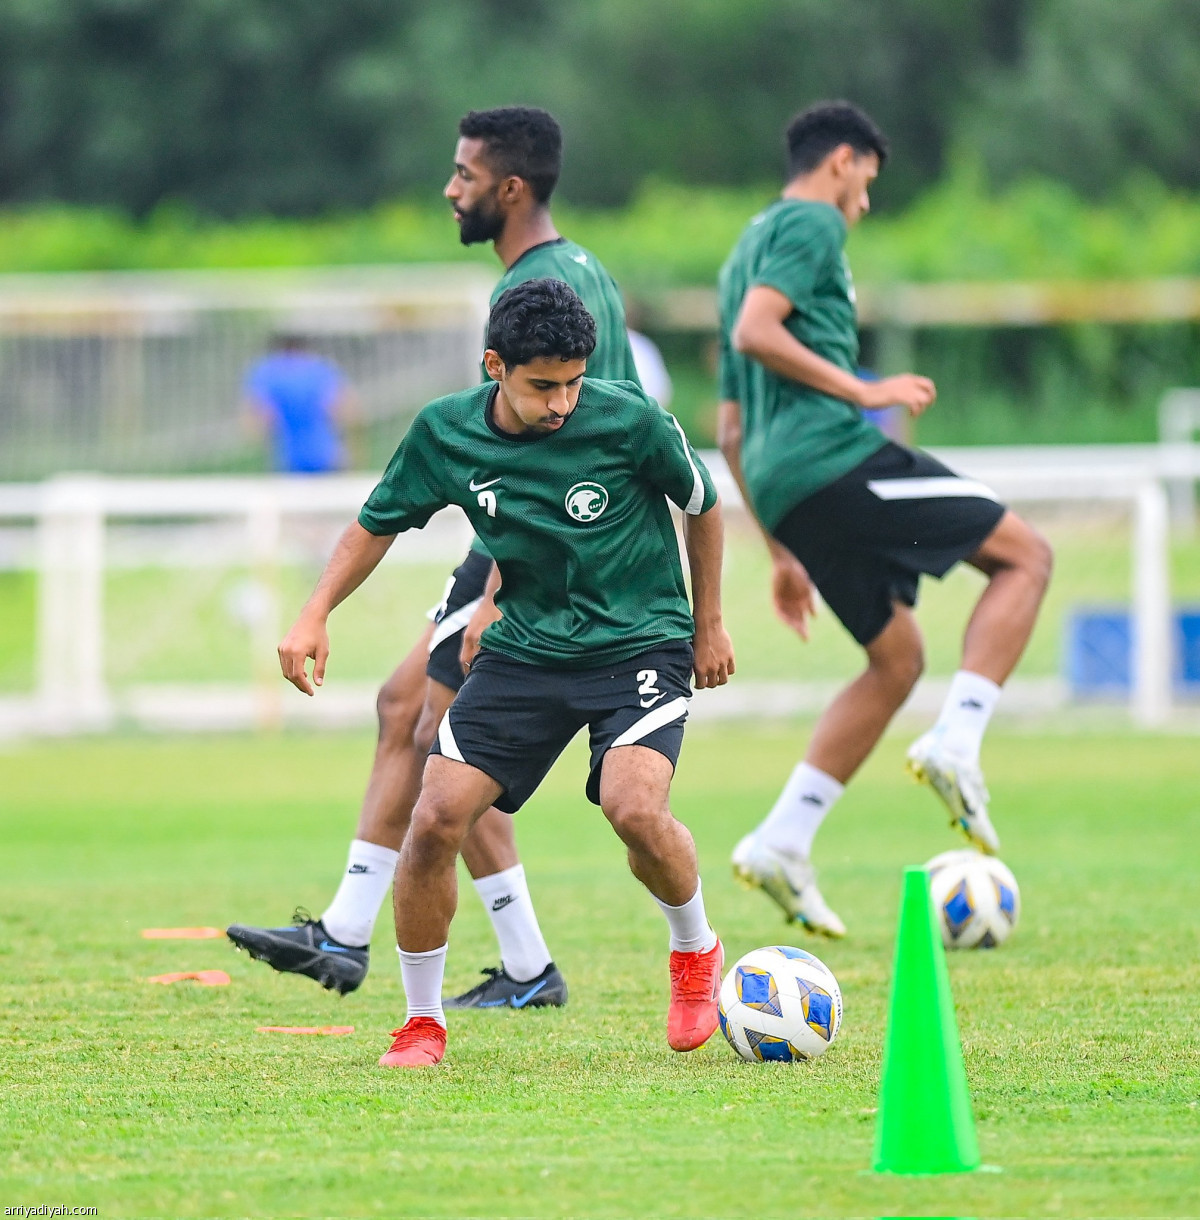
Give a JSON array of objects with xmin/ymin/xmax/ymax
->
[
  {"xmin": 2, "ymin": 0, "xmax": 1198, "ymax": 217},
  {"xmin": 3, "ymin": 168, "xmax": 1199, "ymax": 286},
  {"xmin": 1, "ymin": 1, "xmax": 1199, "ymax": 449}
]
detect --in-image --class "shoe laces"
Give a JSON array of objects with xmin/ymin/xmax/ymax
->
[
  {"xmin": 670, "ymin": 950, "xmax": 715, "ymax": 1000},
  {"xmin": 386, "ymin": 1017, "xmax": 445, "ymax": 1049},
  {"xmin": 290, "ymin": 905, "xmax": 314, "ymax": 927},
  {"xmin": 456, "ymin": 966, "xmax": 503, "ymax": 999}
]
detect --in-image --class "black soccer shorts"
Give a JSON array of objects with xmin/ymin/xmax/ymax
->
[
  {"xmin": 428, "ymin": 641, "xmax": 694, "ymax": 813},
  {"xmin": 772, "ymin": 440, "xmax": 1007, "ymax": 647},
  {"xmin": 425, "ymin": 548, "xmax": 493, "ymax": 692}
]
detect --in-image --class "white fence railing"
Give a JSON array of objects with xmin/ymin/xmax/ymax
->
[
  {"xmin": 0, "ymin": 443, "xmax": 1198, "ymax": 737},
  {"xmin": 0, "ymin": 266, "xmax": 493, "ymax": 479}
]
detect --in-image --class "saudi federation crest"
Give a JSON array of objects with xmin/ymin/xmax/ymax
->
[{"xmin": 564, "ymin": 481, "xmax": 609, "ymax": 522}]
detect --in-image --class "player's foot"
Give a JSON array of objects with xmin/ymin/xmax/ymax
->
[
  {"xmin": 906, "ymin": 730, "xmax": 1000, "ymax": 854},
  {"xmin": 667, "ymin": 938, "xmax": 723, "ymax": 1052},
  {"xmin": 226, "ymin": 907, "xmax": 368, "ymax": 995},
  {"xmin": 443, "ymin": 961, "xmax": 567, "ymax": 1010},
  {"xmin": 378, "ymin": 1017, "xmax": 447, "ymax": 1068},
  {"xmin": 731, "ymin": 833, "xmax": 847, "ymax": 937}
]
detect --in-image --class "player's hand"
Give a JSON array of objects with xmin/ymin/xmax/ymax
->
[
  {"xmin": 859, "ymin": 373, "xmax": 937, "ymax": 417},
  {"xmin": 278, "ymin": 613, "xmax": 329, "ymax": 696},
  {"xmin": 692, "ymin": 619, "xmax": 735, "ymax": 689},
  {"xmin": 771, "ymin": 552, "xmax": 817, "ymax": 641},
  {"xmin": 459, "ymin": 595, "xmax": 503, "ymax": 675}
]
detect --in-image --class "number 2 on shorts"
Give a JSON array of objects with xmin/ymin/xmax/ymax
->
[{"xmin": 636, "ymin": 668, "xmax": 663, "ymax": 708}]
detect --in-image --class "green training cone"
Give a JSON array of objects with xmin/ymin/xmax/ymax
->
[{"xmin": 872, "ymin": 866, "xmax": 982, "ymax": 1175}]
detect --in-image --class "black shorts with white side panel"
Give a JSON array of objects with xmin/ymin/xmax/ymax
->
[
  {"xmin": 425, "ymin": 548, "xmax": 493, "ymax": 692},
  {"xmin": 429, "ymin": 642, "xmax": 694, "ymax": 813},
  {"xmin": 772, "ymin": 441, "xmax": 1007, "ymax": 647}
]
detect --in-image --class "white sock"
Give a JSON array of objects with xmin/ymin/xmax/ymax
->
[
  {"xmin": 932, "ymin": 670, "xmax": 1002, "ymax": 763},
  {"xmin": 757, "ymin": 762, "xmax": 844, "ymax": 859},
  {"xmin": 654, "ymin": 880, "xmax": 718, "ymax": 954},
  {"xmin": 398, "ymin": 944, "xmax": 447, "ymax": 1027},
  {"xmin": 320, "ymin": 838, "xmax": 399, "ymax": 948},
  {"xmin": 472, "ymin": 865, "xmax": 552, "ymax": 983}
]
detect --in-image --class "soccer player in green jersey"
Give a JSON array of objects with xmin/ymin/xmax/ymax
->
[
  {"xmin": 278, "ymin": 279, "xmax": 734, "ymax": 1067},
  {"xmin": 717, "ymin": 102, "xmax": 1053, "ymax": 935},
  {"xmin": 228, "ymin": 108, "xmax": 641, "ymax": 1008}
]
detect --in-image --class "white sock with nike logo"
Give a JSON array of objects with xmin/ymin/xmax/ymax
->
[
  {"xmin": 472, "ymin": 864, "xmax": 552, "ymax": 983},
  {"xmin": 757, "ymin": 762, "xmax": 844, "ymax": 859},
  {"xmin": 931, "ymin": 670, "xmax": 1001, "ymax": 763},
  {"xmin": 320, "ymin": 838, "xmax": 399, "ymax": 948},
  {"xmin": 398, "ymin": 943, "xmax": 447, "ymax": 1027}
]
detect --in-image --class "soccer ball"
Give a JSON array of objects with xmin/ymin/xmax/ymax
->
[
  {"xmin": 925, "ymin": 849, "xmax": 1020, "ymax": 949},
  {"xmin": 718, "ymin": 946, "xmax": 843, "ymax": 1062}
]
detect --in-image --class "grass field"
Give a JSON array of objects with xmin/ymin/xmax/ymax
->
[{"xmin": 2, "ymin": 724, "xmax": 1198, "ymax": 1218}]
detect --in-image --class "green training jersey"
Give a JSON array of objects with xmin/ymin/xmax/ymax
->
[
  {"xmin": 718, "ymin": 198, "xmax": 886, "ymax": 530},
  {"xmin": 469, "ymin": 237, "xmax": 641, "ymax": 556},
  {"xmin": 487, "ymin": 238, "xmax": 640, "ymax": 383},
  {"xmin": 359, "ymin": 378, "xmax": 717, "ymax": 669}
]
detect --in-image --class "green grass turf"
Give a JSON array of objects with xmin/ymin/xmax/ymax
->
[{"xmin": 1, "ymin": 726, "xmax": 1198, "ymax": 1217}]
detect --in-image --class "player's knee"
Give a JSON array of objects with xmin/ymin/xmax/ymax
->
[
  {"xmin": 872, "ymin": 640, "xmax": 924, "ymax": 697},
  {"xmin": 604, "ymin": 797, "xmax": 670, "ymax": 849},
  {"xmin": 407, "ymin": 799, "xmax": 467, "ymax": 862},
  {"xmin": 900, "ymin": 645, "xmax": 925, "ymax": 692},
  {"xmin": 412, "ymin": 702, "xmax": 440, "ymax": 755},
  {"xmin": 1024, "ymin": 528, "xmax": 1054, "ymax": 595},
  {"xmin": 376, "ymin": 673, "xmax": 422, "ymax": 744}
]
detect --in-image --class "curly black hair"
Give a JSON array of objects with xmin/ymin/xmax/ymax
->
[
  {"xmin": 458, "ymin": 107, "xmax": 563, "ymax": 204},
  {"xmin": 486, "ymin": 278, "xmax": 597, "ymax": 369}
]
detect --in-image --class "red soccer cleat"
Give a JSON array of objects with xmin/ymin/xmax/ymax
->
[
  {"xmin": 378, "ymin": 1017, "xmax": 447, "ymax": 1068},
  {"xmin": 667, "ymin": 938, "xmax": 724, "ymax": 1052}
]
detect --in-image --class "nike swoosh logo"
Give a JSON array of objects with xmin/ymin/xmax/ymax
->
[
  {"xmin": 469, "ymin": 477, "xmax": 502, "ymax": 491},
  {"xmin": 511, "ymin": 980, "xmax": 548, "ymax": 1008},
  {"xmin": 639, "ymin": 693, "xmax": 665, "ymax": 708},
  {"xmin": 319, "ymin": 940, "xmax": 352, "ymax": 954}
]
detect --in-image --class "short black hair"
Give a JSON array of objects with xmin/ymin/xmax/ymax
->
[
  {"xmin": 486, "ymin": 278, "xmax": 596, "ymax": 369},
  {"xmin": 458, "ymin": 107, "xmax": 563, "ymax": 204},
  {"xmin": 785, "ymin": 101, "xmax": 888, "ymax": 177}
]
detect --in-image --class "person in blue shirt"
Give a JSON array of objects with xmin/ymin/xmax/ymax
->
[{"xmin": 243, "ymin": 334, "xmax": 358, "ymax": 473}]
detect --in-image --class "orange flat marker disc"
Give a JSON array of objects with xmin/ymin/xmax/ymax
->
[
  {"xmin": 255, "ymin": 1025, "xmax": 355, "ymax": 1036},
  {"xmin": 148, "ymin": 970, "xmax": 231, "ymax": 986},
  {"xmin": 142, "ymin": 927, "xmax": 224, "ymax": 939}
]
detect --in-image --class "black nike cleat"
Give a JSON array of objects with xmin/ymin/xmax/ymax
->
[
  {"xmin": 226, "ymin": 907, "xmax": 368, "ymax": 995},
  {"xmin": 444, "ymin": 961, "xmax": 568, "ymax": 1010}
]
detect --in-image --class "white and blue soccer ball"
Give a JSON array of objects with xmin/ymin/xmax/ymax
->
[
  {"xmin": 718, "ymin": 946, "xmax": 843, "ymax": 1062},
  {"xmin": 925, "ymin": 849, "xmax": 1021, "ymax": 949}
]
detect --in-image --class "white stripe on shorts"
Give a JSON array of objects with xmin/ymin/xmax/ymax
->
[
  {"xmin": 609, "ymin": 696, "xmax": 690, "ymax": 749},
  {"xmin": 437, "ymin": 711, "xmax": 465, "ymax": 763},
  {"xmin": 428, "ymin": 597, "xmax": 483, "ymax": 654},
  {"xmin": 867, "ymin": 476, "xmax": 1000, "ymax": 503},
  {"xmin": 425, "ymin": 572, "xmax": 458, "ymax": 622}
]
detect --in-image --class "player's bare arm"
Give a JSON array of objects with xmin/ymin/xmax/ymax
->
[
  {"xmin": 279, "ymin": 521, "xmax": 396, "ymax": 695},
  {"xmin": 732, "ymin": 286, "xmax": 936, "ymax": 416},
  {"xmin": 682, "ymin": 501, "xmax": 735, "ymax": 689},
  {"xmin": 717, "ymin": 397, "xmax": 816, "ymax": 640},
  {"xmin": 459, "ymin": 560, "xmax": 503, "ymax": 673}
]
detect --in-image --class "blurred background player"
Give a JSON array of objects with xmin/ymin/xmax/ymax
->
[
  {"xmin": 242, "ymin": 332, "xmax": 360, "ymax": 473},
  {"xmin": 717, "ymin": 101, "xmax": 1053, "ymax": 935},
  {"xmin": 227, "ymin": 106, "xmax": 642, "ymax": 1009},
  {"xmin": 276, "ymin": 279, "xmax": 732, "ymax": 1067}
]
